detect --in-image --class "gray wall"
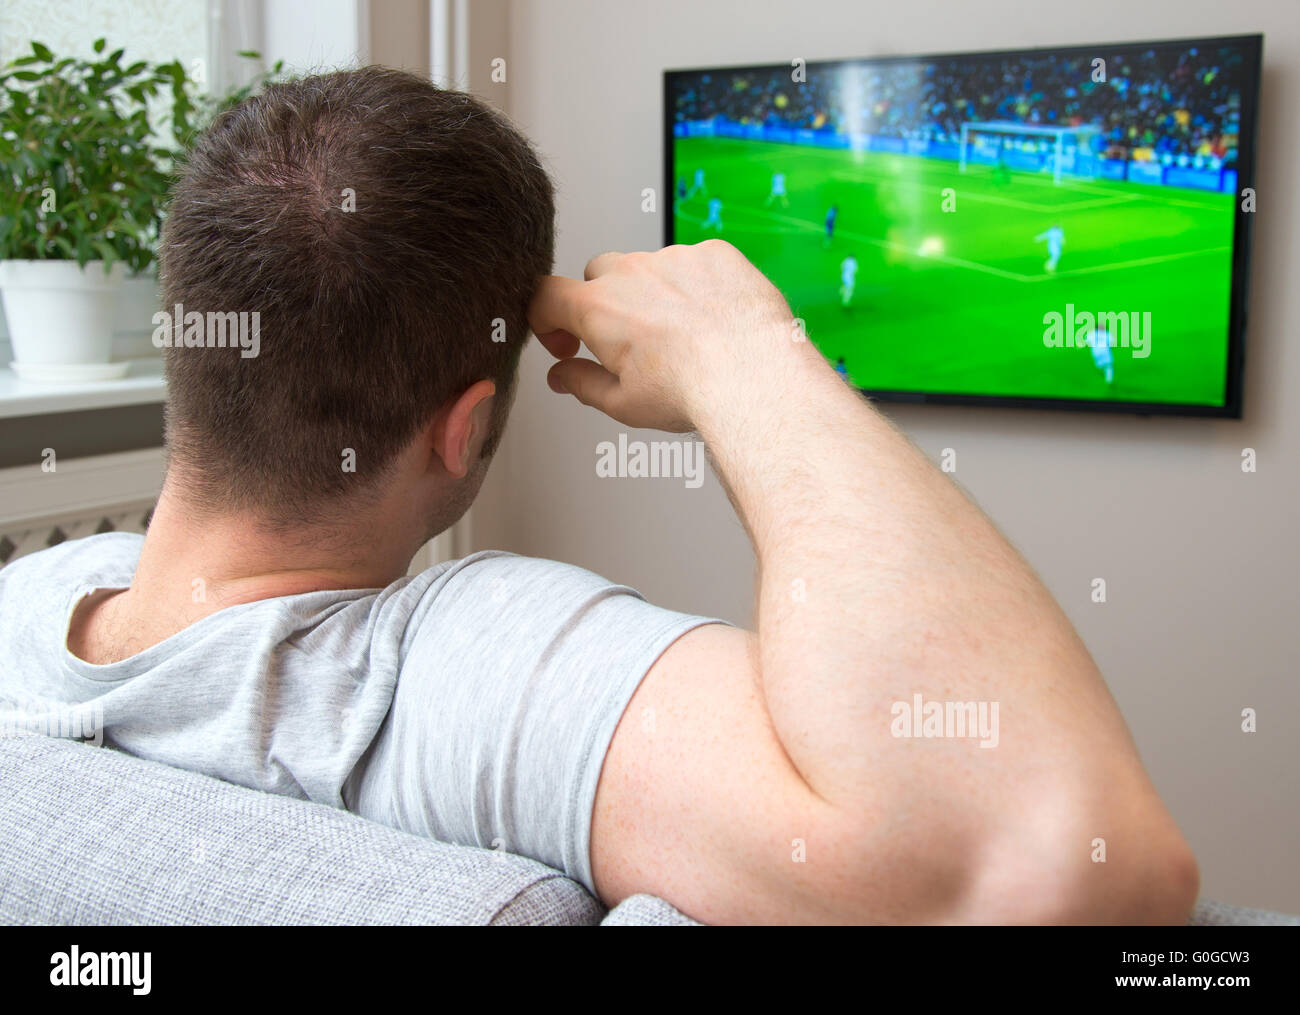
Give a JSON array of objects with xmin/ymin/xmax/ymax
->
[{"xmin": 474, "ymin": 0, "xmax": 1300, "ymax": 911}]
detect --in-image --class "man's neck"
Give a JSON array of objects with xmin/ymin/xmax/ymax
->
[
  {"xmin": 131, "ymin": 480, "xmax": 419, "ymax": 611},
  {"xmin": 68, "ymin": 478, "xmax": 424, "ymax": 665},
  {"xmin": 66, "ymin": 477, "xmax": 424, "ymax": 664}
]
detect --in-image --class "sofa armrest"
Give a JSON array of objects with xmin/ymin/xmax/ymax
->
[
  {"xmin": 1189, "ymin": 899, "xmax": 1300, "ymax": 926},
  {"xmin": 601, "ymin": 894, "xmax": 701, "ymax": 926}
]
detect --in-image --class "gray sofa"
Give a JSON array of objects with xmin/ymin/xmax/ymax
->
[{"xmin": 0, "ymin": 735, "xmax": 1294, "ymax": 926}]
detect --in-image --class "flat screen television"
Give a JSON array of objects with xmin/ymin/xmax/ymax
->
[{"xmin": 664, "ymin": 34, "xmax": 1262, "ymax": 417}]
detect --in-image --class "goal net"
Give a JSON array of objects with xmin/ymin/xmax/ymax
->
[{"xmin": 958, "ymin": 122, "xmax": 1103, "ymax": 185}]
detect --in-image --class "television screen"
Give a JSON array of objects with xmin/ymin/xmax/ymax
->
[{"xmin": 664, "ymin": 34, "xmax": 1261, "ymax": 417}]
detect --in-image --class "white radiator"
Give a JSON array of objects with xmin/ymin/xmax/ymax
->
[
  {"xmin": 0, "ymin": 447, "xmax": 468, "ymax": 572},
  {"xmin": 0, "ymin": 449, "xmax": 164, "ymax": 569},
  {"xmin": 0, "ymin": 502, "xmax": 155, "ymax": 568}
]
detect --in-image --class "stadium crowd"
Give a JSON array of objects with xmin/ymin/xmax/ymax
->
[{"xmin": 672, "ymin": 45, "xmax": 1245, "ymax": 163}]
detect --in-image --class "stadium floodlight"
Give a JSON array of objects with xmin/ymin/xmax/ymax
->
[{"xmin": 959, "ymin": 122, "xmax": 1103, "ymax": 185}]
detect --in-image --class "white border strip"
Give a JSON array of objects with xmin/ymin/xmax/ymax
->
[{"xmin": 0, "ymin": 448, "xmax": 165, "ymax": 528}]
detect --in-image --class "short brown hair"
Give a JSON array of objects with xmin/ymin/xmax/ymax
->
[{"xmin": 160, "ymin": 66, "xmax": 554, "ymax": 520}]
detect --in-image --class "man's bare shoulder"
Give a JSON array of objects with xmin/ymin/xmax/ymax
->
[{"xmin": 591, "ymin": 623, "xmax": 851, "ymax": 924}]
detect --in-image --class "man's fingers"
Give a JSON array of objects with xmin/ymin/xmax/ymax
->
[
  {"xmin": 548, "ymin": 358, "xmax": 620, "ymax": 412},
  {"xmin": 528, "ymin": 275, "xmax": 589, "ymax": 339},
  {"xmin": 584, "ymin": 251, "xmax": 624, "ymax": 281},
  {"xmin": 535, "ymin": 329, "xmax": 581, "ymax": 360}
]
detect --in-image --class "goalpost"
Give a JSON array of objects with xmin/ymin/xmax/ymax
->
[{"xmin": 959, "ymin": 122, "xmax": 1102, "ymax": 185}]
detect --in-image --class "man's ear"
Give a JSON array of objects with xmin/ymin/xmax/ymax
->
[{"xmin": 430, "ymin": 379, "xmax": 497, "ymax": 479}]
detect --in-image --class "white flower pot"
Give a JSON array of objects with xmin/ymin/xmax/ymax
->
[
  {"xmin": 111, "ymin": 270, "xmax": 162, "ymax": 360},
  {"xmin": 0, "ymin": 259, "xmax": 126, "ymax": 371}
]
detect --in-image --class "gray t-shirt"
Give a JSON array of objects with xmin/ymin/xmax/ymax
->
[{"xmin": 0, "ymin": 533, "xmax": 720, "ymax": 895}]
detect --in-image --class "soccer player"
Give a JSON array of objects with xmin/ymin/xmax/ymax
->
[
  {"xmin": 1083, "ymin": 328, "xmax": 1115, "ymax": 384},
  {"xmin": 840, "ymin": 255, "xmax": 858, "ymax": 307},
  {"xmin": 834, "ymin": 355, "xmax": 849, "ymax": 379},
  {"xmin": 702, "ymin": 196, "xmax": 723, "ymax": 232},
  {"xmin": 993, "ymin": 137, "xmax": 1012, "ymax": 185},
  {"xmin": 687, "ymin": 167, "xmax": 707, "ymax": 198},
  {"xmin": 1034, "ymin": 223, "xmax": 1065, "ymax": 273},
  {"xmin": 823, "ymin": 204, "xmax": 839, "ymax": 248},
  {"xmin": 765, "ymin": 171, "xmax": 789, "ymax": 208}
]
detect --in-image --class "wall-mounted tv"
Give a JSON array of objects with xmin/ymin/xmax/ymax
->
[{"xmin": 664, "ymin": 34, "xmax": 1261, "ymax": 417}]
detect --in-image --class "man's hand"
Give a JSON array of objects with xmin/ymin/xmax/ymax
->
[{"xmin": 528, "ymin": 239, "xmax": 795, "ymax": 432}]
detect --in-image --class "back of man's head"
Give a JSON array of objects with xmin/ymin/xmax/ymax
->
[{"xmin": 160, "ymin": 66, "xmax": 555, "ymax": 523}]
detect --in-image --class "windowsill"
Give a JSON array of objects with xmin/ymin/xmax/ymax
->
[{"xmin": 0, "ymin": 357, "xmax": 166, "ymax": 420}]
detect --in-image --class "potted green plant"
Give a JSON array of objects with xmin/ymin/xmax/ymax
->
[{"xmin": 0, "ymin": 39, "xmax": 187, "ymax": 381}]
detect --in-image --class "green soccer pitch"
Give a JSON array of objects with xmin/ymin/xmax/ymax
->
[{"xmin": 671, "ymin": 137, "xmax": 1237, "ymax": 407}]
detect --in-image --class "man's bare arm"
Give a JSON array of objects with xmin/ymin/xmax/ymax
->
[{"xmin": 530, "ymin": 240, "xmax": 1198, "ymax": 924}]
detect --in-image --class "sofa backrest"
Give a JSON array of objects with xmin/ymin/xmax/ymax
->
[
  {"xmin": 11, "ymin": 734, "xmax": 1282, "ymax": 928},
  {"xmin": 0, "ymin": 735, "xmax": 604, "ymax": 926}
]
